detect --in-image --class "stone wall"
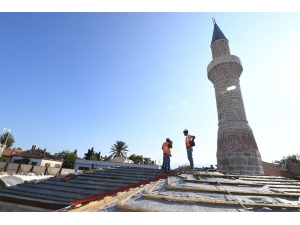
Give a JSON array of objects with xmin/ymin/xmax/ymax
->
[
  {"xmin": 211, "ymin": 39, "xmax": 231, "ymax": 58},
  {"xmin": 217, "ymin": 152, "xmax": 264, "ymax": 175},
  {"xmin": 286, "ymin": 161, "xmax": 300, "ymax": 175},
  {"xmin": 0, "ymin": 162, "xmax": 76, "ymax": 176}
]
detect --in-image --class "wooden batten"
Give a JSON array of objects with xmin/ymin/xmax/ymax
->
[
  {"xmin": 115, "ymin": 205, "xmax": 162, "ymax": 212},
  {"xmin": 147, "ymin": 180, "xmax": 162, "ymax": 195},
  {"xmin": 165, "ymin": 185, "xmax": 300, "ymax": 198},
  {"xmin": 118, "ymin": 183, "xmax": 151, "ymax": 206},
  {"xmin": 183, "ymin": 179, "xmax": 264, "ymax": 187},
  {"xmin": 142, "ymin": 194, "xmax": 300, "ymax": 210},
  {"xmin": 194, "ymin": 173, "xmax": 239, "ymax": 179}
]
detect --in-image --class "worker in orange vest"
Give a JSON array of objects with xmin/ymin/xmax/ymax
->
[
  {"xmin": 162, "ymin": 138, "xmax": 172, "ymax": 172},
  {"xmin": 183, "ymin": 129, "xmax": 196, "ymax": 170}
]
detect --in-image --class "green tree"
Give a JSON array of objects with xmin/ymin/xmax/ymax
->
[
  {"xmin": 275, "ymin": 154, "xmax": 300, "ymax": 164},
  {"xmin": 129, "ymin": 154, "xmax": 144, "ymax": 164},
  {"xmin": 54, "ymin": 150, "xmax": 78, "ymax": 169},
  {"xmin": 0, "ymin": 132, "xmax": 15, "ymax": 148},
  {"xmin": 110, "ymin": 141, "xmax": 129, "ymax": 158},
  {"xmin": 143, "ymin": 157, "xmax": 152, "ymax": 164},
  {"xmin": 0, "ymin": 156, "xmax": 7, "ymax": 162},
  {"xmin": 84, "ymin": 147, "xmax": 99, "ymax": 160}
]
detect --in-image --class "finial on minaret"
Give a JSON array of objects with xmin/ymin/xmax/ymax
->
[{"xmin": 212, "ymin": 18, "xmax": 216, "ymax": 24}]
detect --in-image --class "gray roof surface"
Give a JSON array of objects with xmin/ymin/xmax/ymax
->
[{"xmin": 0, "ymin": 166, "xmax": 165, "ymax": 210}]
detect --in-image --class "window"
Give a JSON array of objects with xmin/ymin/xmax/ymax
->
[
  {"xmin": 45, "ymin": 163, "xmax": 50, "ymax": 167},
  {"xmin": 55, "ymin": 164, "xmax": 60, "ymax": 168},
  {"xmin": 13, "ymin": 159, "xmax": 21, "ymax": 164},
  {"xmin": 31, "ymin": 162, "xmax": 37, "ymax": 165},
  {"xmin": 78, "ymin": 166, "xmax": 90, "ymax": 170}
]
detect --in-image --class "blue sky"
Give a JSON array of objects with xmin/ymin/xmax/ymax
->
[{"xmin": 1, "ymin": 11, "xmax": 300, "ymax": 169}]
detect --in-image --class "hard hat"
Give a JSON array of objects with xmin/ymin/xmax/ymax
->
[{"xmin": 183, "ymin": 129, "xmax": 188, "ymax": 133}]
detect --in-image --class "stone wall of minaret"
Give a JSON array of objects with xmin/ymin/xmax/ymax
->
[{"xmin": 207, "ymin": 23, "xmax": 264, "ymax": 175}]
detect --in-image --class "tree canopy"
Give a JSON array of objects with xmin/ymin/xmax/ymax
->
[
  {"xmin": 0, "ymin": 132, "xmax": 15, "ymax": 148},
  {"xmin": 110, "ymin": 141, "xmax": 129, "ymax": 158},
  {"xmin": 129, "ymin": 154, "xmax": 153, "ymax": 164},
  {"xmin": 275, "ymin": 154, "xmax": 300, "ymax": 164},
  {"xmin": 54, "ymin": 150, "xmax": 78, "ymax": 168},
  {"xmin": 83, "ymin": 147, "xmax": 101, "ymax": 160},
  {"xmin": 0, "ymin": 156, "xmax": 7, "ymax": 162}
]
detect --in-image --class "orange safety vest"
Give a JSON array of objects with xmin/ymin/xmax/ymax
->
[
  {"xmin": 162, "ymin": 142, "xmax": 171, "ymax": 155},
  {"xmin": 185, "ymin": 135, "xmax": 193, "ymax": 147}
]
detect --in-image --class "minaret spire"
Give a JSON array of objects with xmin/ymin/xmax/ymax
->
[{"xmin": 207, "ymin": 21, "xmax": 264, "ymax": 175}]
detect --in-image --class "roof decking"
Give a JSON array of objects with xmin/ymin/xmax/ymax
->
[
  {"xmin": 1, "ymin": 165, "xmax": 300, "ymax": 212},
  {"xmin": 0, "ymin": 166, "xmax": 165, "ymax": 210}
]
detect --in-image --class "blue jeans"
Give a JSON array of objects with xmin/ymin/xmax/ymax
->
[
  {"xmin": 162, "ymin": 154, "xmax": 170, "ymax": 171},
  {"xmin": 186, "ymin": 147, "xmax": 194, "ymax": 169}
]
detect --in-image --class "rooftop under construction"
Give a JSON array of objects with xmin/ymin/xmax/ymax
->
[{"xmin": 0, "ymin": 164, "xmax": 300, "ymax": 212}]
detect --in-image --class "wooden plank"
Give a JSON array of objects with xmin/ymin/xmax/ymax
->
[
  {"xmin": 267, "ymin": 185, "xmax": 300, "ymax": 189},
  {"xmin": 250, "ymin": 181, "xmax": 300, "ymax": 186},
  {"xmin": 142, "ymin": 194, "xmax": 300, "ymax": 210},
  {"xmin": 183, "ymin": 179, "xmax": 264, "ymax": 187},
  {"xmin": 167, "ymin": 177, "xmax": 171, "ymax": 185},
  {"xmin": 240, "ymin": 175, "xmax": 294, "ymax": 179},
  {"xmin": 240, "ymin": 177, "xmax": 300, "ymax": 182},
  {"xmin": 71, "ymin": 184, "xmax": 153, "ymax": 212},
  {"xmin": 165, "ymin": 185, "xmax": 300, "ymax": 198},
  {"xmin": 147, "ymin": 180, "xmax": 162, "ymax": 195},
  {"xmin": 70, "ymin": 190, "xmax": 134, "ymax": 212},
  {"xmin": 69, "ymin": 196, "xmax": 113, "ymax": 212},
  {"xmin": 118, "ymin": 183, "xmax": 151, "ymax": 206},
  {"xmin": 194, "ymin": 173, "xmax": 239, "ymax": 179},
  {"xmin": 115, "ymin": 205, "xmax": 162, "ymax": 212}
]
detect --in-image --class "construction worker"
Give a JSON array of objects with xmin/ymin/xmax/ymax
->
[
  {"xmin": 183, "ymin": 129, "xmax": 196, "ymax": 170},
  {"xmin": 162, "ymin": 137, "xmax": 172, "ymax": 172}
]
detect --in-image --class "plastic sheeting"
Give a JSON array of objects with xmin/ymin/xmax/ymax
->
[{"xmin": 98, "ymin": 172, "xmax": 300, "ymax": 212}]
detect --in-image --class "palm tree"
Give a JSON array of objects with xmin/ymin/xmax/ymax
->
[{"xmin": 109, "ymin": 141, "xmax": 129, "ymax": 158}]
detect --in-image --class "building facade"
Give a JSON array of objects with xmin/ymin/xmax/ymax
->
[{"xmin": 207, "ymin": 20, "xmax": 264, "ymax": 175}]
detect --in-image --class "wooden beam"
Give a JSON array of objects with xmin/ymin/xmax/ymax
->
[
  {"xmin": 194, "ymin": 172, "xmax": 239, "ymax": 179},
  {"xmin": 250, "ymin": 181, "xmax": 300, "ymax": 186},
  {"xmin": 240, "ymin": 175, "xmax": 291, "ymax": 179},
  {"xmin": 267, "ymin": 185, "xmax": 300, "ymax": 189},
  {"xmin": 142, "ymin": 194, "xmax": 300, "ymax": 210},
  {"xmin": 3, "ymin": 162, "xmax": 9, "ymax": 172},
  {"xmin": 115, "ymin": 205, "xmax": 162, "ymax": 212},
  {"xmin": 70, "ymin": 196, "xmax": 115, "ymax": 212},
  {"xmin": 118, "ymin": 183, "xmax": 151, "ymax": 205},
  {"xmin": 183, "ymin": 179, "xmax": 264, "ymax": 187},
  {"xmin": 75, "ymin": 184, "xmax": 153, "ymax": 212},
  {"xmin": 28, "ymin": 165, "xmax": 34, "ymax": 173},
  {"xmin": 165, "ymin": 185, "xmax": 300, "ymax": 198},
  {"xmin": 147, "ymin": 180, "xmax": 162, "ymax": 195},
  {"xmin": 16, "ymin": 164, "xmax": 21, "ymax": 174},
  {"xmin": 240, "ymin": 178, "xmax": 300, "ymax": 183}
]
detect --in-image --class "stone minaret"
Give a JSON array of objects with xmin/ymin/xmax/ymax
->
[{"xmin": 207, "ymin": 19, "xmax": 264, "ymax": 175}]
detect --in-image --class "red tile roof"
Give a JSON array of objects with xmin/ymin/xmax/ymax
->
[
  {"xmin": 262, "ymin": 161, "xmax": 300, "ymax": 179},
  {"xmin": 2, "ymin": 149, "xmax": 23, "ymax": 157}
]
